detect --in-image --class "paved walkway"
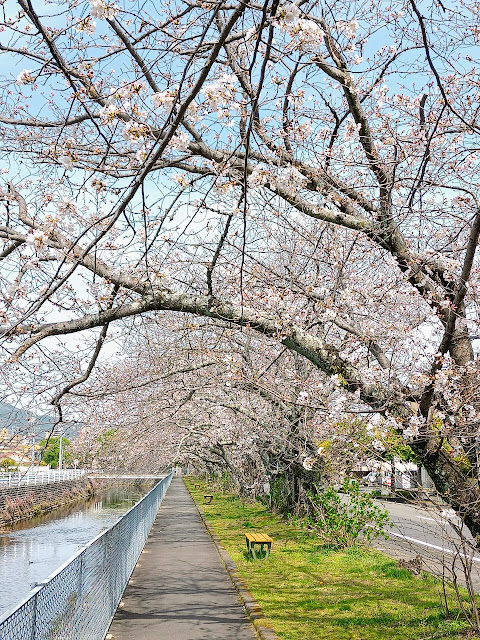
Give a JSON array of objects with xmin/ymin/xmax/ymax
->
[{"xmin": 107, "ymin": 477, "xmax": 257, "ymax": 640}]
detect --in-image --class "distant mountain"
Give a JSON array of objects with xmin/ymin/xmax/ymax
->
[{"xmin": 0, "ymin": 404, "xmax": 78, "ymax": 440}]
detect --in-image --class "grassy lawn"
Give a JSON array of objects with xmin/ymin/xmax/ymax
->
[{"xmin": 185, "ymin": 479, "xmax": 479, "ymax": 640}]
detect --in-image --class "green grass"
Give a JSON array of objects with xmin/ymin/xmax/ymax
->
[{"xmin": 185, "ymin": 479, "xmax": 480, "ymax": 640}]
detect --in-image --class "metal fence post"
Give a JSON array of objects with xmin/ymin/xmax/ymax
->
[
  {"xmin": 75, "ymin": 554, "xmax": 84, "ymax": 640},
  {"xmin": 30, "ymin": 592, "xmax": 38, "ymax": 640}
]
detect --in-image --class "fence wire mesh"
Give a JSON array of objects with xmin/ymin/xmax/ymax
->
[{"xmin": 0, "ymin": 472, "xmax": 173, "ymax": 640}]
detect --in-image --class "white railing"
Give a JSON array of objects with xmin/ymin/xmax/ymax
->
[{"xmin": 0, "ymin": 469, "xmax": 87, "ymax": 487}]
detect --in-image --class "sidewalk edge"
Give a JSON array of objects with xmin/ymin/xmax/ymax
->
[{"xmin": 184, "ymin": 481, "xmax": 280, "ymax": 640}]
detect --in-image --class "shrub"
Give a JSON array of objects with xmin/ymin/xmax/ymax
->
[
  {"xmin": 305, "ymin": 479, "xmax": 390, "ymax": 549},
  {"xmin": 0, "ymin": 458, "xmax": 17, "ymax": 472}
]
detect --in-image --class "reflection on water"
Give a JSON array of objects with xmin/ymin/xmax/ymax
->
[{"xmin": 0, "ymin": 485, "xmax": 153, "ymax": 616}]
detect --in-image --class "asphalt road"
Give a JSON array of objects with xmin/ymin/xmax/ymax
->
[{"xmin": 373, "ymin": 498, "xmax": 480, "ymax": 590}]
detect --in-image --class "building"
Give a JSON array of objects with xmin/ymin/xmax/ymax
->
[
  {"xmin": 355, "ymin": 458, "xmax": 434, "ymax": 490},
  {"xmin": 0, "ymin": 428, "xmax": 36, "ymax": 465}
]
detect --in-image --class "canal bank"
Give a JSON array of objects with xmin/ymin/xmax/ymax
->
[{"xmin": 0, "ymin": 476, "xmax": 155, "ymax": 527}]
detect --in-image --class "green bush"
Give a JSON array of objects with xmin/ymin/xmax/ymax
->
[
  {"xmin": 0, "ymin": 457, "xmax": 17, "ymax": 472},
  {"xmin": 305, "ymin": 479, "xmax": 390, "ymax": 549},
  {"xmin": 38, "ymin": 436, "xmax": 71, "ymax": 468}
]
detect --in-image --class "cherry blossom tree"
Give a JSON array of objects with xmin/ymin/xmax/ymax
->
[
  {"xmin": 69, "ymin": 320, "xmax": 329, "ymax": 514},
  {"xmin": 1, "ymin": 0, "xmax": 480, "ymax": 537}
]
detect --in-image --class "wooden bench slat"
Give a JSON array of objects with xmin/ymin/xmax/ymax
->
[
  {"xmin": 246, "ymin": 533, "xmax": 263, "ymax": 542},
  {"xmin": 245, "ymin": 532, "xmax": 273, "ymax": 543},
  {"xmin": 253, "ymin": 533, "xmax": 267, "ymax": 542},
  {"xmin": 258, "ymin": 533, "xmax": 273, "ymax": 543}
]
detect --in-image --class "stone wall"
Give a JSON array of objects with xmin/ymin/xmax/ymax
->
[{"xmin": 0, "ymin": 477, "xmax": 111, "ymax": 526}]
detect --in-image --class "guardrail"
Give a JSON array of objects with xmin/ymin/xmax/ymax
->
[
  {"xmin": 0, "ymin": 469, "xmax": 88, "ymax": 487},
  {"xmin": 0, "ymin": 472, "xmax": 173, "ymax": 639}
]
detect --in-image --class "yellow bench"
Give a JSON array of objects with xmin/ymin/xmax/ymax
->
[{"xmin": 245, "ymin": 533, "xmax": 273, "ymax": 559}]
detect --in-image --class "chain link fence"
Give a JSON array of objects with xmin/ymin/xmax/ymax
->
[{"xmin": 0, "ymin": 472, "xmax": 173, "ymax": 640}]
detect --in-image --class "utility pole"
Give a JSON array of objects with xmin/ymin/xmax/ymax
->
[{"xmin": 58, "ymin": 430, "xmax": 63, "ymax": 470}]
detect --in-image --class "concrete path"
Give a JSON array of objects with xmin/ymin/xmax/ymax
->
[{"xmin": 107, "ymin": 477, "xmax": 258, "ymax": 640}]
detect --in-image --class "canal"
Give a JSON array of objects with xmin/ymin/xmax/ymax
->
[{"xmin": 0, "ymin": 483, "xmax": 154, "ymax": 616}]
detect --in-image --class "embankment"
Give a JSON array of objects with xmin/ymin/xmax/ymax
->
[{"xmin": 0, "ymin": 477, "xmax": 129, "ymax": 526}]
